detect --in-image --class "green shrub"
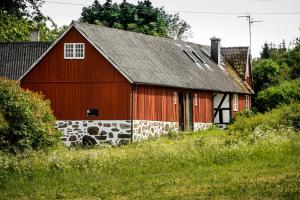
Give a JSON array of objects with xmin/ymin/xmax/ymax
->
[
  {"xmin": 255, "ymin": 78, "xmax": 300, "ymax": 112},
  {"xmin": 228, "ymin": 103, "xmax": 300, "ymax": 134},
  {"xmin": 0, "ymin": 78, "xmax": 61, "ymax": 153}
]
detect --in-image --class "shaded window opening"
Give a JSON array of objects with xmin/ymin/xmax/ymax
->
[{"xmin": 86, "ymin": 109, "xmax": 98, "ymax": 117}]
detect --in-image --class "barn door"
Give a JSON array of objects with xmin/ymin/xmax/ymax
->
[
  {"xmin": 213, "ymin": 93, "xmax": 231, "ymax": 125},
  {"xmin": 179, "ymin": 92, "xmax": 193, "ymax": 132}
]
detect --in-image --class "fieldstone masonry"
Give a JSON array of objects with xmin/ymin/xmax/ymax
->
[
  {"xmin": 132, "ymin": 120, "xmax": 178, "ymax": 141},
  {"xmin": 194, "ymin": 122, "xmax": 213, "ymax": 132},
  {"xmin": 55, "ymin": 120, "xmax": 131, "ymax": 146},
  {"xmin": 56, "ymin": 120, "xmax": 212, "ymax": 146}
]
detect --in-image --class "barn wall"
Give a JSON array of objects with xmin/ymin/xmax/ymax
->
[
  {"xmin": 132, "ymin": 85, "xmax": 213, "ymax": 139},
  {"xmin": 133, "ymin": 85, "xmax": 213, "ymax": 123},
  {"xmin": 231, "ymin": 94, "xmax": 252, "ymax": 117},
  {"xmin": 133, "ymin": 85, "xmax": 178, "ymax": 122},
  {"xmin": 193, "ymin": 91, "xmax": 213, "ymax": 123},
  {"xmin": 21, "ymin": 27, "xmax": 131, "ymax": 120}
]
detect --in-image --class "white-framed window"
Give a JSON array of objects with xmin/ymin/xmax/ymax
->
[
  {"xmin": 245, "ymin": 95, "xmax": 250, "ymax": 110},
  {"xmin": 64, "ymin": 43, "xmax": 85, "ymax": 59},
  {"xmin": 194, "ymin": 93, "xmax": 198, "ymax": 106},
  {"xmin": 233, "ymin": 94, "xmax": 238, "ymax": 111},
  {"xmin": 173, "ymin": 91, "xmax": 177, "ymax": 105}
]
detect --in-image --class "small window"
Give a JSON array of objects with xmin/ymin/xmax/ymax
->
[
  {"xmin": 233, "ymin": 94, "xmax": 238, "ymax": 111},
  {"xmin": 173, "ymin": 92, "xmax": 177, "ymax": 105},
  {"xmin": 194, "ymin": 93, "xmax": 198, "ymax": 106},
  {"xmin": 245, "ymin": 95, "xmax": 250, "ymax": 110},
  {"xmin": 64, "ymin": 43, "xmax": 85, "ymax": 59},
  {"xmin": 86, "ymin": 109, "xmax": 98, "ymax": 117}
]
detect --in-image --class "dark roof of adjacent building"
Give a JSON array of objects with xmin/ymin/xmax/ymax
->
[
  {"xmin": 74, "ymin": 22, "xmax": 252, "ymax": 94},
  {"xmin": 221, "ymin": 47, "xmax": 249, "ymax": 79},
  {"xmin": 0, "ymin": 42, "xmax": 51, "ymax": 80}
]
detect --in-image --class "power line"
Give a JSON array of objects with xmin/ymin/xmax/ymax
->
[{"xmin": 44, "ymin": 0, "xmax": 300, "ymax": 15}]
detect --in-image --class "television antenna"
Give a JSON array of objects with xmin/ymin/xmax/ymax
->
[{"xmin": 239, "ymin": 15, "xmax": 263, "ymax": 52}]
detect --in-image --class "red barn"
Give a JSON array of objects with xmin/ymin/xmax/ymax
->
[{"xmin": 0, "ymin": 21, "xmax": 253, "ymax": 146}]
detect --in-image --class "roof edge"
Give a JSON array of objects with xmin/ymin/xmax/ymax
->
[
  {"xmin": 18, "ymin": 21, "xmax": 134, "ymax": 84},
  {"xmin": 18, "ymin": 22, "xmax": 75, "ymax": 81},
  {"xmin": 73, "ymin": 21, "xmax": 134, "ymax": 83}
]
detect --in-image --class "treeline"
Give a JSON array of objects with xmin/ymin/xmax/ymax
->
[
  {"xmin": 252, "ymin": 38, "xmax": 300, "ymax": 112},
  {"xmin": 0, "ymin": 0, "xmax": 191, "ymax": 42}
]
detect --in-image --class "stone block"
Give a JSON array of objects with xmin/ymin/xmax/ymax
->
[
  {"xmin": 87, "ymin": 126, "xmax": 99, "ymax": 135},
  {"xmin": 118, "ymin": 134, "xmax": 131, "ymax": 139}
]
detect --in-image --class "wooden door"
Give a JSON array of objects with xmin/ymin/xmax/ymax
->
[{"xmin": 179, "ymin": 92, "xmax": 193, "ymax": 132}]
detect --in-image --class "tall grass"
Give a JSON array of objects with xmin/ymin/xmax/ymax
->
[{"xmin": 0, "ymin": 126, "xmax": 299, "ymax": 199}]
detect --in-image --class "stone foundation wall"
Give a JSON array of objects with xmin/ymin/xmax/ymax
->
[
  {"xmin": 194, "ymin": 122, "xmax": 213, "ymax": 132},
  {"xmin": 56, "ymin": 120, "xmax": 213, "ymax": 146},
  {"xmin": 132, "ymin": 120, "xmax": 178, "ymax": 141},
  {"xmin": 55, "ymin": 120, "xmax": 131, "ymax": 146}
]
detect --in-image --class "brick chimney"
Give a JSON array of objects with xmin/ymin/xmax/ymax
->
[
  {"xmin": 210, "ymin": 37, "xmax": 221, "ymax": 65},
  {"xmin": 29, "ymin": 29, "xmax": 40, "ymax": 42}
]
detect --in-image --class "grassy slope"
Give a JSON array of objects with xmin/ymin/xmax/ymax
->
[{"xmin": 0, "ymin": 130, "xmax": 299, "ymax": 200}]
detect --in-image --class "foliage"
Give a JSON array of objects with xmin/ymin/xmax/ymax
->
[
  {"xmin": 252, "ymin": 59, "xmax": 281, "ymax": 93},
  {"xmin": 0, "ymin": 11, "xmax": 66, "ymax": 42},
  {"xmin": 255, "ymin": 79, "xmax": 300, "ymax": 112},
  {"xmin": 0, "ymin": 11, "xmax": 30, "ymax": 42},
  {"xmin": 0, "ymin": 78, "xmax": 61, "ymax": 153},
  {"xmin": 228, "ymin": 103, "xmax": 300, "ymax": 134},
  {"xmin": 80, "ymin": 0, "xmax": 191, "ymax": 40},
  {"xmin": 0, "ymin": 0, "xmax": 44, "ymax": 18}
]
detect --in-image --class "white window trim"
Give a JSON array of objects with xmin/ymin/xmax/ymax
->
[
  {"xmin": 64, "ymin": 43, "xmax": 85, "ymax": 59},
  {"xmin": 233, "ymin": 94, "xmax": 238, "ymax": 112},
  {"xmin": 245, "ymin": 95, "xmax": 250, "ymax": 111}
]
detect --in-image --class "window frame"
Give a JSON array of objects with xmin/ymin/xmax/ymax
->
[
  {"xmin": 245, "ymin": 95, "xmax": 250, "ymax": 111},
  {"xmin": 64, "ymin": 43, "xmax": 85, "ymax": 59},
  {"xmin": 233, "ymin": 94, "xmax": 238, "ymax": 112}
]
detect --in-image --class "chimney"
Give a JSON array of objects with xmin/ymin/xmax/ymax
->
[
  {"xmin": 29, "ymin": 29, "xmax": 40, "ymax": 42},
  {"xmin": 210, "ymin": 37, "xmax": 221, "ymax": 65}
]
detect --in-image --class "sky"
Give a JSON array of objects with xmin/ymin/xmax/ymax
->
[{"xmin": 41, "ymin": 0, "xmax": 300, "ymax": 57}]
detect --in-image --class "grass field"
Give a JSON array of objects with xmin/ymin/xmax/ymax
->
[{"xmin": 0, "ymin": 128, "xmax": 299, "ymax": 199}]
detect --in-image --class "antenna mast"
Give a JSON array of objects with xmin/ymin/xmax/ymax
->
[{"xmin": 239, "ymin": 15, "xmax": 262, "ymax": 53}]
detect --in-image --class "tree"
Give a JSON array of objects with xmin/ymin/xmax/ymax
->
[
  {"xmin": 261, "ymin": 43, "xmax": 270, "ymax": 59},
  {"xmin": 0, "ymin": 0, "xmax": 44, "ymax": 19},
  {"xmin": 80, "ymin": 0, "xmax": 191, "ymax": 40},
  {"xmin": 0, "ymin": 11, "xmax": 66, "ymax": 42}
]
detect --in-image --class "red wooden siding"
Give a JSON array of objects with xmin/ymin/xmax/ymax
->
[
  {"xmin": 231, "ymin": 94, "xmax": 252, "ymax": 117},
  {"xmin": 21, "ymin": 27, "xmax": 131, "ymax": 120},
  {"xmin": 193, "ymin": 91, "xmax": 213, "ymax": 123},
  {"xmin": 133, "ymin": 85, "xmax": 178, "ymax": 122},
  {"xmin": 133, "ymin": 85, "xmax": 213, "ymax": 123}
]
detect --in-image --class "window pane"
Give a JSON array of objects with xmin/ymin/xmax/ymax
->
[
  {"xmin": 75, "ymin": 43, "xmax": 84, "ymax": 58},
  {"xmin": 65, "ymin": 44, "xmax": 74, "ymax": 58}
]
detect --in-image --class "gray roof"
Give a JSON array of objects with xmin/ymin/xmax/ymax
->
[
  {"xmin": 0, "ymin": 42, "xmax": 51, "ymax": 80},
  {"xmin": 75, "ymin": 22, "xmax": 251, "ymax": 94}
]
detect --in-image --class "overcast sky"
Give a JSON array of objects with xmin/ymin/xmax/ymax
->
[{"xmin": 41, "ymin": 0, "xmax": 300, "ymax": 57}]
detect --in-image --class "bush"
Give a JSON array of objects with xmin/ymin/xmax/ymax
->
[
  {"xmin": 228, "ymin": 103, "xmax": 300, "ymax": 134},
  {"xmin": 255, "ymin": 78, "xmax": 300, "ymax": 112},
  {"xmin": 0, "ymin": 78, "xmax": 61, "ymax": 153}
]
